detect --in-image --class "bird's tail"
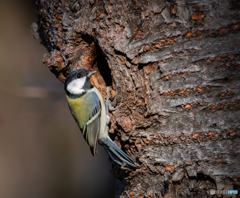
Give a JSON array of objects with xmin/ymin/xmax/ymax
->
[{"xmin": 98, "ymin": 137, "xmax": 137, "ymax": 169}]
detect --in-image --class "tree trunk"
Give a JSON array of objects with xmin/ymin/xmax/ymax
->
[{"xmin": 34, "ymin": 0, "xmax": 240, "ymax": 197}]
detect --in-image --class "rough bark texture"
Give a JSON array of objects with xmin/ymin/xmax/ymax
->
[{"xmin": 34, "ymin": 0, "xmax": 240, "ymax": 197}]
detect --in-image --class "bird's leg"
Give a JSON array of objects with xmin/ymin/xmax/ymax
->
[{"xmin": 105, "ymin": 87, "xmax": 117, "ymax": 125}]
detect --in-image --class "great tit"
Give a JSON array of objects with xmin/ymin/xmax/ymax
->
[{"xmin": 64, "ymin": 69, "xmax": 137, "ymax": 169}]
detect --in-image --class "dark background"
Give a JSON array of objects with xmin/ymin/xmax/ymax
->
[{"xmin": 0, "ymin": 1, "xmax": 114, "ymax": 197}]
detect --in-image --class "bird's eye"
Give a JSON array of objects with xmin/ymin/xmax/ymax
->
[{"xmin": 77, "ymin": 73, "xmax": 81, "ymax": 78}]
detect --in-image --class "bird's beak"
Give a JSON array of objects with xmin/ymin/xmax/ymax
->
[{"xmin": 87, "ymin": 70, "xmax": 96, "ymax": 78}]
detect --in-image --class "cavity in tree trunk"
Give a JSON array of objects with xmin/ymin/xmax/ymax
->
[{"xmin": 33, "ymin": 0, "xmax": 240, "ymax": 197}]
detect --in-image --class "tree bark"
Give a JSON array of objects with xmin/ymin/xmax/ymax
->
[{"xmin": 34, "ymin": 0, "xmax": 240, "ymax": 197}]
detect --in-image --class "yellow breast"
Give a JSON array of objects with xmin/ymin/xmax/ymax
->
[{"xmin": 66, "ymin": 94, "xmax": 89, "ymax": 130}]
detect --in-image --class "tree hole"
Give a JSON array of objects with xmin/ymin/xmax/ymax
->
[
  {"xmin": 81, "ymin": 34, "xmax": 112, "ymax": 86},
  {"xmin": 95, "ymin": 43, "xmax": 112, "ymax": 86}
]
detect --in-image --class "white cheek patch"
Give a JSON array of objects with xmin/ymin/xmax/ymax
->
[{"xmin": 67, "ymin": 76, "xmax": 86, "ymax": 94}]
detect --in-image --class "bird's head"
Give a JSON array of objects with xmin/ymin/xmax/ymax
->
[{"xmin": 65, "ymin": 69, "xmax": 96, "ymax": 95}]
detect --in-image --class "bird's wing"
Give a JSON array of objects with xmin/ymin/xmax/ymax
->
[{"xmin": 82, "ymin": 92, "xmax": 101, "ymax": 156}]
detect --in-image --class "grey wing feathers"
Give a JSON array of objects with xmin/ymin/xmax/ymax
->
[{"xmin": 83, "ymin": 92, "xmax": 101, "ymax": 156}]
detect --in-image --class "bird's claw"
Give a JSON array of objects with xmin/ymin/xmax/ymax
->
[
  {"xmin": 108, "ymin": 103, "xmax": 117, "ymax": 111},
  {"xmin": 105, "ymin": 87, "xmax": 117, "ymax": 116}
]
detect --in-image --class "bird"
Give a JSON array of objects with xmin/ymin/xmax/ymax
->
[{"xmin": 64, "ymin": 69, "xmax": 137, "ymax": 169}]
